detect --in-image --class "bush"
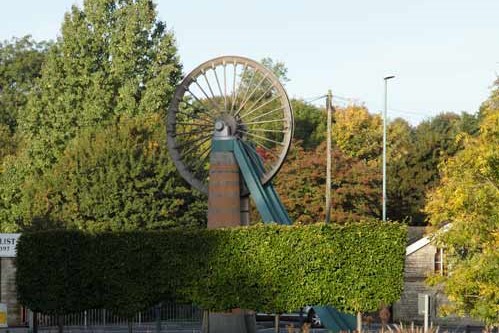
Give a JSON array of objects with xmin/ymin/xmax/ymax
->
[{"xmin": 16, "ymin": 221, "xmax": 406, "ymax": 317}]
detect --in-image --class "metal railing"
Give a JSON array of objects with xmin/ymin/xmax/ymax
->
[{"xmin": 36, "ymin": 302, "xmax": 202, "ymax": 328}]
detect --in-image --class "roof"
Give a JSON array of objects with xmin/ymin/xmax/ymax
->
[
  {"xmin": 405, "ymin": 224, "xmax": 451, "ymax": 256},
  {"xmin": 406, "ymin": 236, "xmax": 431, "ymax": 256}
]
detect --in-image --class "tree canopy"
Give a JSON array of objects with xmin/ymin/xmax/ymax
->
[
  {"xmin": 0, "ymin": 35, "xmax": 49, "ymax": 133},
  {"xmin": 19, "ymin": 0, "xmax": 181, "ymax": 171},
  {"xmin": 425, "ymin": 83, "xmax": 499, "ymax": 326},
  {"xmin": 0, "ymin": 0, "xmax": 209, "ymax": 232},
  {"xmin": 19, "ymin": 114, "xmax": 206, "ymax": 231},
  {"xmin": 0, "ymin": 2, "xmax": 490, "ymax": 234}
]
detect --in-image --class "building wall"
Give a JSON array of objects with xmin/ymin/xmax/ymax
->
[
  {"xmin": 393, "ymin": 243, "xmax": 481, "ymax": 326},
  {"xmin": 0, "ymin": 258, "xmax": 22, "ymax": 326},
  {"xmin": 393, "ymin": 243, "xmax": 436, "ymax": 323}
]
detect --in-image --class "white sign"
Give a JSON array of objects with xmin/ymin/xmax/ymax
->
[
  {"xmin": 0, "ymin": 303, "xmax": 7, "ymax": 327},
  {"xmin": 0, "ymin": 234, "xmax": 20, "ymax": 258}
]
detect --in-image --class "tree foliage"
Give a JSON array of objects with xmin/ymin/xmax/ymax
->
[
  {"xmin": 0, "ymin": 35, "xmax": 49, "ymax": 133},
  {"xmin": 385, "ymin": 118, "xmax": 420, "ymax": 222},
  {"xmin": 332, "ymin": 105, "xmax": 382, "ymax": 160},
  {"xmin": 425, "ymin": 83, "xmax": 499, "ymax": 326},
  {"xmin": 0, "ymin": 0, "xmax": 191, "ymax": 232},
  {"xmin": 292, "ymin": 99, "xmax": 326, "ymax": 149},
  {"xmin": 19, "ymin": 0, "xmax": 181, "ymax": 171},
  {"xmin": 274, "ymin": 141, "xmax": 382, "ymax": 224},
  {"xmin": 400, "ymin": 112, "xmax": 480, "ymax": 224},
  {"xmin": 260, "ymin": 57, "xmax": 290, "ymax": 85},
  {"xmin": 19, "ymin": 114, "xmax": 206, "ymax": 231}
]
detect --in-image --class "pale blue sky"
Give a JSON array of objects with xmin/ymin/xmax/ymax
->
[{"xmin": 1, "ymin": 0, "xmax": 498, "ymax": 124}]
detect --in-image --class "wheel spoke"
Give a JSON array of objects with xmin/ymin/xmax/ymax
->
[
  {"xmin": 174, "ymin": 128, "xmax": 213, "ymax": 137},
  {"xmin": 249, "ymin": 139, "xmax": 279, "ymax": 159},
  {"xmin": 179, "ymin": 135, "xmax": 212, "ymax": 155},
  {"xmin": 239, "ymin": 94, "xmax": 281, "ymax": 120},
  {"xmin": 194, "ymin": 80, "xmax": 221, "ymax": 111},
  {"xmin": 212, "ymin": 66, "xmax": 225, "ymax": 110},
  {"xmin": 230, "ymin": 61, "xmax": 237, "ymax": 111},
  {"xmin": 240, "ymin": 130, "xmax": 285, "ymax": 146},
  {"xmin": 234, "ymin": 74, "xmax": 269, "ymax": 116},
  {"xmin": 233, "ymin": 65, "xmax": 256, "ymax": 115},
  {"xmin": 176, "ymin": 107, "xmax": 213, "ymax": 124},
  {"xmin": 176, "ymin": 132, "xmax": 212, "ymax": 148},
  {"xmin": 231, "ymin": 62, "xmax": 248, "ymax": 113},
  {"xmin": 247, "ymin": 128, "xmax": 287, "ymax": 134},
  {"xmin": 187, "ymin": 144, "xmax": 211, "ymax": 170},
  {"xmin": 223, "ymin": 63, "xmax": 228, "ymax": 110},
  {"xmin": 243, "ymin": 105, "xmax": 284, "ymax": 123},
  {"xmin": 240, "ymin": 83, "xmax": 275, "ymax": 118},
  {"xmin": 202, "ymin": 70, "xmax": 219, "ymax": 105},
  {"xmin": 176, "ymin": 121, "xmax": 214, "ymax": 128},
  {"xmin": 244, "ymin": 118, "xmax": 288, "ymax": 125},
  {"xmin": 186, "ymin": 89, "xmax": 214, "ymax": 114}
]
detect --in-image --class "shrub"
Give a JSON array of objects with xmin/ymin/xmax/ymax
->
[{"xmin": 16, "ymin": 221, "xmax": 406, "ymax": 317}]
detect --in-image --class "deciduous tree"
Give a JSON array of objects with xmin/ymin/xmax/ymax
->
[
  {"xmin": 425, "ymin": 83, "xmax": 499, "ymax": 327},
  {"xmin": 0, "ymin": 35, "xmax": 48, "ymax": 133},
  {"xmin": 21, "ymin": 114, "xmax": 206, "ymax": 231},
  {"xmin": 19, "ymin": 0, "xmax": 181, "ymax": 170},
  {"xmin": 0, "ymin": 0, "xmax": 186, "ymax": 231}
]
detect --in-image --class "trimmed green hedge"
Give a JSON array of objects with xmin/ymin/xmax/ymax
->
[{"xmin": 16, "ymin": 222, "xmax": 406, "ymax": 316}]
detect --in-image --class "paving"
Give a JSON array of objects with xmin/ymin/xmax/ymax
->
[{"xmin": 0, "ymin": 321, "xmax": 330, "ymax": 333}]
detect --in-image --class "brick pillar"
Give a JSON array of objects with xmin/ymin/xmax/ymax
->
[
  {"xmin": 205, "ymin": 148, "xmax": 256, "ymax": 333},
  {"xmin": 1, "ymin": 258, "xmax": 21, "ymax": 326},
  {"xmin": 207, "ymin": 151, "xmax": 241, "ymax": 229}
]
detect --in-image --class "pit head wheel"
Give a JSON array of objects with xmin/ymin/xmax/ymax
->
[{"xmin": 167, "ymin": 56, "xmax": 294, "ymax": 194}]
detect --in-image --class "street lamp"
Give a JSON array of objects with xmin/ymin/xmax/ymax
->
[{"xmin": 383, "ymin": 75, "xmax": 395, "ymax": 222}]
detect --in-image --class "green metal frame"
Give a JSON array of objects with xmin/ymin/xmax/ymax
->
[
  {"xmin": 212, "ymin": 138, "xmax": 291, "ymax": 225},
  {"xmin": 212, "ymin": 137, "xmax": 355, "ymax": 332}
]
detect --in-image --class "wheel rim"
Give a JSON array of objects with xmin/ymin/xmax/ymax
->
[
  {"xmin": 167, "ymin": 56, "xmax": 294, "ymax": 194},
  {"xmin": 312, "ymin": 314, "xmax": 322, "ymax": 327}
]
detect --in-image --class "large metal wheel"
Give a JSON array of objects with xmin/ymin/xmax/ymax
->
[{"xmin": 167, "ymin": 56, "xmax": 294, "ymax": 194}]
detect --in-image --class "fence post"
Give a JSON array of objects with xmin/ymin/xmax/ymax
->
[
  {"xmin": 155, "ymin": 304, "xmax": 161, "ymax": 333},
  {"xmin": 33, "ymin": 312, "xmax": 38, "ymax": 333},
  {"xmin": 57, "ymin": 314, "xmax": 63, "ymax": 333}
]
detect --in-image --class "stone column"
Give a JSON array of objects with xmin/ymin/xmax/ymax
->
[{"xmin": 0, "ymin": 258, "xmax": 21, "ymax": 326}]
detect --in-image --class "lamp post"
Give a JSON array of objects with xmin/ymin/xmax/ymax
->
[{"xmin": 383, "ymin": 75, "xmax": 395, "ymax": 222}]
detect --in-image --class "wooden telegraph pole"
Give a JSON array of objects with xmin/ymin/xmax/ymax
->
[{"xmin": 325, "ymin": 90, "xmax": 333, "ymax": 224}]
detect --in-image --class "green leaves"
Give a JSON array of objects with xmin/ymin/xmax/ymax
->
[
  {"xmin": 0, "ymin": 0, "xmax": 185, "ymax": 232},
  {"xmin": 19, "ymin": 0, "xmax": 181, "ymax": 171},
  {"xmin": 425, "ymin": 85, "xmax": 499, "ymax": 326},
  {"xmin": 16, "ymin": 221, "xmax": 406, "ymax": 316},
  {"xmin": 0, "ymin": 36, "xmax": 49, "ymax": 133},
  {"xmin": 18, "ymin": 114, "xmax": 206, "ymax": 231}
]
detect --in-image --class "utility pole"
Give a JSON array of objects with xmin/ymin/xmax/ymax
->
[
  {"xmin": 383, "ymin": 76, "xmax": 395, "ymax": 221},
  {"xmin": 325, "ymin": 90, "xmax": 333, "ymax": 224}
]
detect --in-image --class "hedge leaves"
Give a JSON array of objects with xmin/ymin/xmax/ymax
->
[{"xmin": 16, "ymin": 222, "xmax": 406, "ymax": 317}]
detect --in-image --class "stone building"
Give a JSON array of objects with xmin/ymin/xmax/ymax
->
[{"xmin": 392, "ymin": 227, "xmax": 482, "ymax": 327}]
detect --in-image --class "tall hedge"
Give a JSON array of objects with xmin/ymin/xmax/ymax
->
[{"xmin": 16, "ymin": 222, "xmax": 406, "ymax": 317}]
